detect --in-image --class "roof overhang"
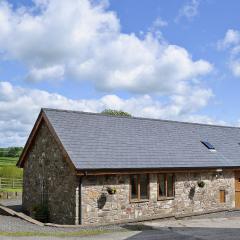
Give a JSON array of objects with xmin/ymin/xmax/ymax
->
[{"xmin": 76, "ymin": 166, "xmax": 240, "ymax": 176}]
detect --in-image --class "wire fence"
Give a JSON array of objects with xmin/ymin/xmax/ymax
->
[{"xmin": 0, "ymin": 177, "xmax": 23, "ymax": 190}]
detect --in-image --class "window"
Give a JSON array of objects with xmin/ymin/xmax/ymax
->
[
  {"xmin": 158, "ymin": 174, "xmax": 175, "ymax": 199},
  {"xmin": 201, "ymin": 141, "xmax": 215, "ymax": 150},
  {"xmin": 219, "ymin": 190, "xmax": 226, "ymax": 203},
  {"xmin": 130, "ymin": 174, "xmax": 149, "ymax": 201}
]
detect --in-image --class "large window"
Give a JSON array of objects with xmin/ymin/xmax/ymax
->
[
  {"xmin": 130, "ymin": 174, "xmax": 149, "ymax": 201},
  {"xmin": 158, "ymin": 173, "xmax": 175, "ymax": 199}
]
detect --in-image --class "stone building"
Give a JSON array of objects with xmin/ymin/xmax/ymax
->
[{"xmin": 17, "ymin": 108, "xmax": 240, "ymax": 225}]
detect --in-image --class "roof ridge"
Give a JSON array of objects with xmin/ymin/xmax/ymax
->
[{"xmin": 42, "ymin": 108, "xmax": 240, "ymax": 130}]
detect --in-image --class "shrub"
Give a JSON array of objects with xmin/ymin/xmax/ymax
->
[{"xmin": 107, "ymin": 187, "xmax": 117, "ymax": 195}]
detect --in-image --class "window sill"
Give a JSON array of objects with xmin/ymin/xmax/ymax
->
[
  {"xmin": 130, "ymin": 199, "xmax": 149, "ymax": 203},
  {"xmin": 158, "ymin": 197, "xmax": 175, "ymax": 201}
]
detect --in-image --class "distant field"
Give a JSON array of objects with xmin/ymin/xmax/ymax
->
[
  {"xmin": 0, "ymin": 157, "xmax": 22, "ymax": 179},
  {"xmin": 0, "ymin": 157, "xmax": 19, "ymax": 166},
  {"xmin": 0, "ymin": 149, "xmax": 23, "ymax": 191}
]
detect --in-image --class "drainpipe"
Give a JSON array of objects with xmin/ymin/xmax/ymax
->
[
  {"xmin": 79, "ymin": 176, "xmax": 82, "ymax": 225},
  {"xmin": 75, "ymin": 183, "xmax": 80, "ymax": 225},
  {"xmin": 75, "ymin": 176, "xmax": 82, "ymax": 225}
]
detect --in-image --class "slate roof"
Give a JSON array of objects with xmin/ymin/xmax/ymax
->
[{"xmin": 43, "ymin": 108, "xmax": 240, "ymax": 170}]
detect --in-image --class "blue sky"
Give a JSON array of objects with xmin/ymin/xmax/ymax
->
[{"xmin": 0, "ymin": 0, "xmax": 240, "ymax": 146}]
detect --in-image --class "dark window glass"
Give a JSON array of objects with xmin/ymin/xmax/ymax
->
[
  {"xmin": 167, "ymin": 174, "xmax": 174, "ymax": 197},
  {"xmin": 140, "ymin": 175, "xmax": 148, "ymax": 199},
  {"xmin": 131, "ymin": 175, "xmax": 138, "ymax": 199},
  {"xmin": 130, "ymin": 174, "xmax": 149, "ymax": 201},
  {"xmin": 158, "ymin": 174, "xmax": 166, "ymax": 197},
  {"xmin": 158, "ymin": 173, "xmax": 175, "ymax": 199},
  {"xmin": 201, "ymin": 141, "xmax": 215, "ymax": 150}
]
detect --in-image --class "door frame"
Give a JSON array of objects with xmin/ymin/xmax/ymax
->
[{"xmin": 235, "ymin": 171, "xmax": 240, "ymax": 208}]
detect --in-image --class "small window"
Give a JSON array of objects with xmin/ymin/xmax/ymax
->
[
  {"xmin": 130, "ymin": 174, "xmax": 149, "ymax": 201},
  {"xmin": 158, "ymin": 174, "xmax": 175, "ymax": 199},
  {"xmin": 201, "ymin": 141, "xmax": 215, "ymax": 150},
  {"xmin": 130, "ymin": 175, "xmax": 138, "ymax": 200},
  {"xmin": 220, "ymin": 190, "xmax": 226, "ymax": 203}
]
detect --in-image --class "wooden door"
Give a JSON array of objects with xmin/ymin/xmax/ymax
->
[{"xmin": 235, "ymin": 172, "xmax": 240, "ymax": 208}]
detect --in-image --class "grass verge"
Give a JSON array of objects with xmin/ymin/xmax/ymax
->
[
  {"xmin": 0, "ymin": 229, "xmax": 124, "ymax": 237},
  {"xmin": 0, "ymin": 188, "xmax": 22, "ymax": 193}
]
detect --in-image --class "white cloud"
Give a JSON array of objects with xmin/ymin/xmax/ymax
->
[
  {"xmin": 0, "ymin": 81, "xmax": 217, "ymax": 147},
  {"xmin": 26, "ymin": 65, "xmax": 65, "ymax": 82},
  {"xmin": 218, "ymin": 29, "xmax": 240, "ymax": 49},
  {"xmin": 230, "ymin": 60, "xmax": 240, "ymax": 77},
  {"xmin": 219, "ymin": 29, "xmax": 240, "ymax": 77},
  {"xmin": 0, "ymin": 0, "xmax": 212, "ymax": 94},
  {"xmin": 151, "ymin": 17, "xmax": 168, "ymax": 29},
  {"xmin": 176, "ymin": 0, "xmax": 200, "ymax": 22}
]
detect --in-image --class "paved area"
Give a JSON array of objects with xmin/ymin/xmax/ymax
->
[
  {"xmin": 1, "ymin": 227, "xmax": 240, "ymax": 240},
  {"xmin": 0, "ymin": 198, "xmax": 22, "ymax": 212},
  {"xmin": 2, "ymin": 200, "xmax": 240, "ymax": 240},
  {"xmin": 2, "ymin": 214, "xmax": 240, "ymax": 239}
]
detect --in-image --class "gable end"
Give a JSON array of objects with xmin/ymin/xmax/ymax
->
[{"xmin": 17, "ymin": 110, "xmax": 76, "ymax": 171}]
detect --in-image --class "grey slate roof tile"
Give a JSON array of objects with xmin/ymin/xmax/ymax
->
[{"xmin": 43, "ymin": 108, "xmax": 240, "ymax": 170}]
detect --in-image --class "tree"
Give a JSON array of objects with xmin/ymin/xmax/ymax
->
[
  {"xmin": 101, "ymin": 109, "xmax": 132, "ymax": 117},
  {"xmin": 7, "ymin": 147, "xmax": 18, "ymax": 157}
]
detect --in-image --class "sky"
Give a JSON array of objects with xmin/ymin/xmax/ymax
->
[{"xmin": 0, "ymin": 0, "xmax": 240, "ymax": 147}]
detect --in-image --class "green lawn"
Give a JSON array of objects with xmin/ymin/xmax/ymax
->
[
  {"xmin": 0, "ymin": 150, "xmax": 23, "ymax": 192},
  {"xmin": 0, "ymin": 188, "xmax": 22, "ymax": 193},
  {"xmin": 0, "ymin": 229, "xmax": 122, "ymax": 237},
  {"xmin": 0, "ymin": 166, "xmax": 23, "ymax": 179},
  {"xmin": 0, "ymin": 157, "xmax": 19, "ymax": 166},
  {"xmin": 0, "ymin": 157, "xmax": 22, "ymax": 179}
]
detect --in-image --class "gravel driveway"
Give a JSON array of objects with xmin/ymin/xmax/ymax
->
[{"xmin": 2, "ymin": 199, "xmax": 240, "ymax": 240}]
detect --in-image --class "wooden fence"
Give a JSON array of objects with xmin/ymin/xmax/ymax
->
[{"xmin": 0, "ymin": 177, "xmax": 23, "ymax": 190}]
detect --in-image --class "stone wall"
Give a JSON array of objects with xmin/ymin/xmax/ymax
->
[
  {"xmin": 22, "ymin": 121, "xmax": 78, "ymax": 224},
  {"xmin": 81, "ymin": 171, "xmax": 235, "ymax": 225}
]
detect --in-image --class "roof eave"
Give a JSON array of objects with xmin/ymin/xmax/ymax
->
[{"xmin": 76, "ymin": 166, "xmax": 240, "ymax": 176}]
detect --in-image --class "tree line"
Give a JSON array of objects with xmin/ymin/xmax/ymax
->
[{"xmin": 0, "ymin": 147, "xmax": 23, "ymax": 158}]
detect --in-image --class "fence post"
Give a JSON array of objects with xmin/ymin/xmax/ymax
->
[{"xmin": 0, "ymin": 178, "xmax": 23, "ymax": 190}]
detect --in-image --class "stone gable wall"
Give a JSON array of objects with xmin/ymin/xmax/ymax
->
[
  {"xmin": 81, "ymin": 171, "xmax": 235, "ymax": 225},
  {"xmin": 22, "ymin": 121, "xmax": 78, "ymax": 224}
]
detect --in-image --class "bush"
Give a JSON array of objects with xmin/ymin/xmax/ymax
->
[
  {"xmin": 33, "ymin": 204, "xmax": 49, "ymax": 223},
  {"xmin": 107, "ymin": 187, "xmax": 117, "ymax": 195}
]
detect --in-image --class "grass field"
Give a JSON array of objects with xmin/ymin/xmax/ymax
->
[
  {"xmin": 0, "ymin": 157, "xmax": 23, "ymax": 179},
  {"xmin": 0, "ymin": 157, "xmax": 19, "ymax": 166},
  {"xmin": 0, "ymin": 150, "xmax": 23, "ymax": 192}
]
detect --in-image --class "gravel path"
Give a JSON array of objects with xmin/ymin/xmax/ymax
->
[
  {"xmin": 0, "ymin": 198, "xmax": 123, "ymax": 234},
  {"xmin": 0, "ymin": 215, "xmax": 124, "ymax": 233},
  {"xmin": 2, "ymin": 199, "xmax": 240, "ymax": 240}
]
